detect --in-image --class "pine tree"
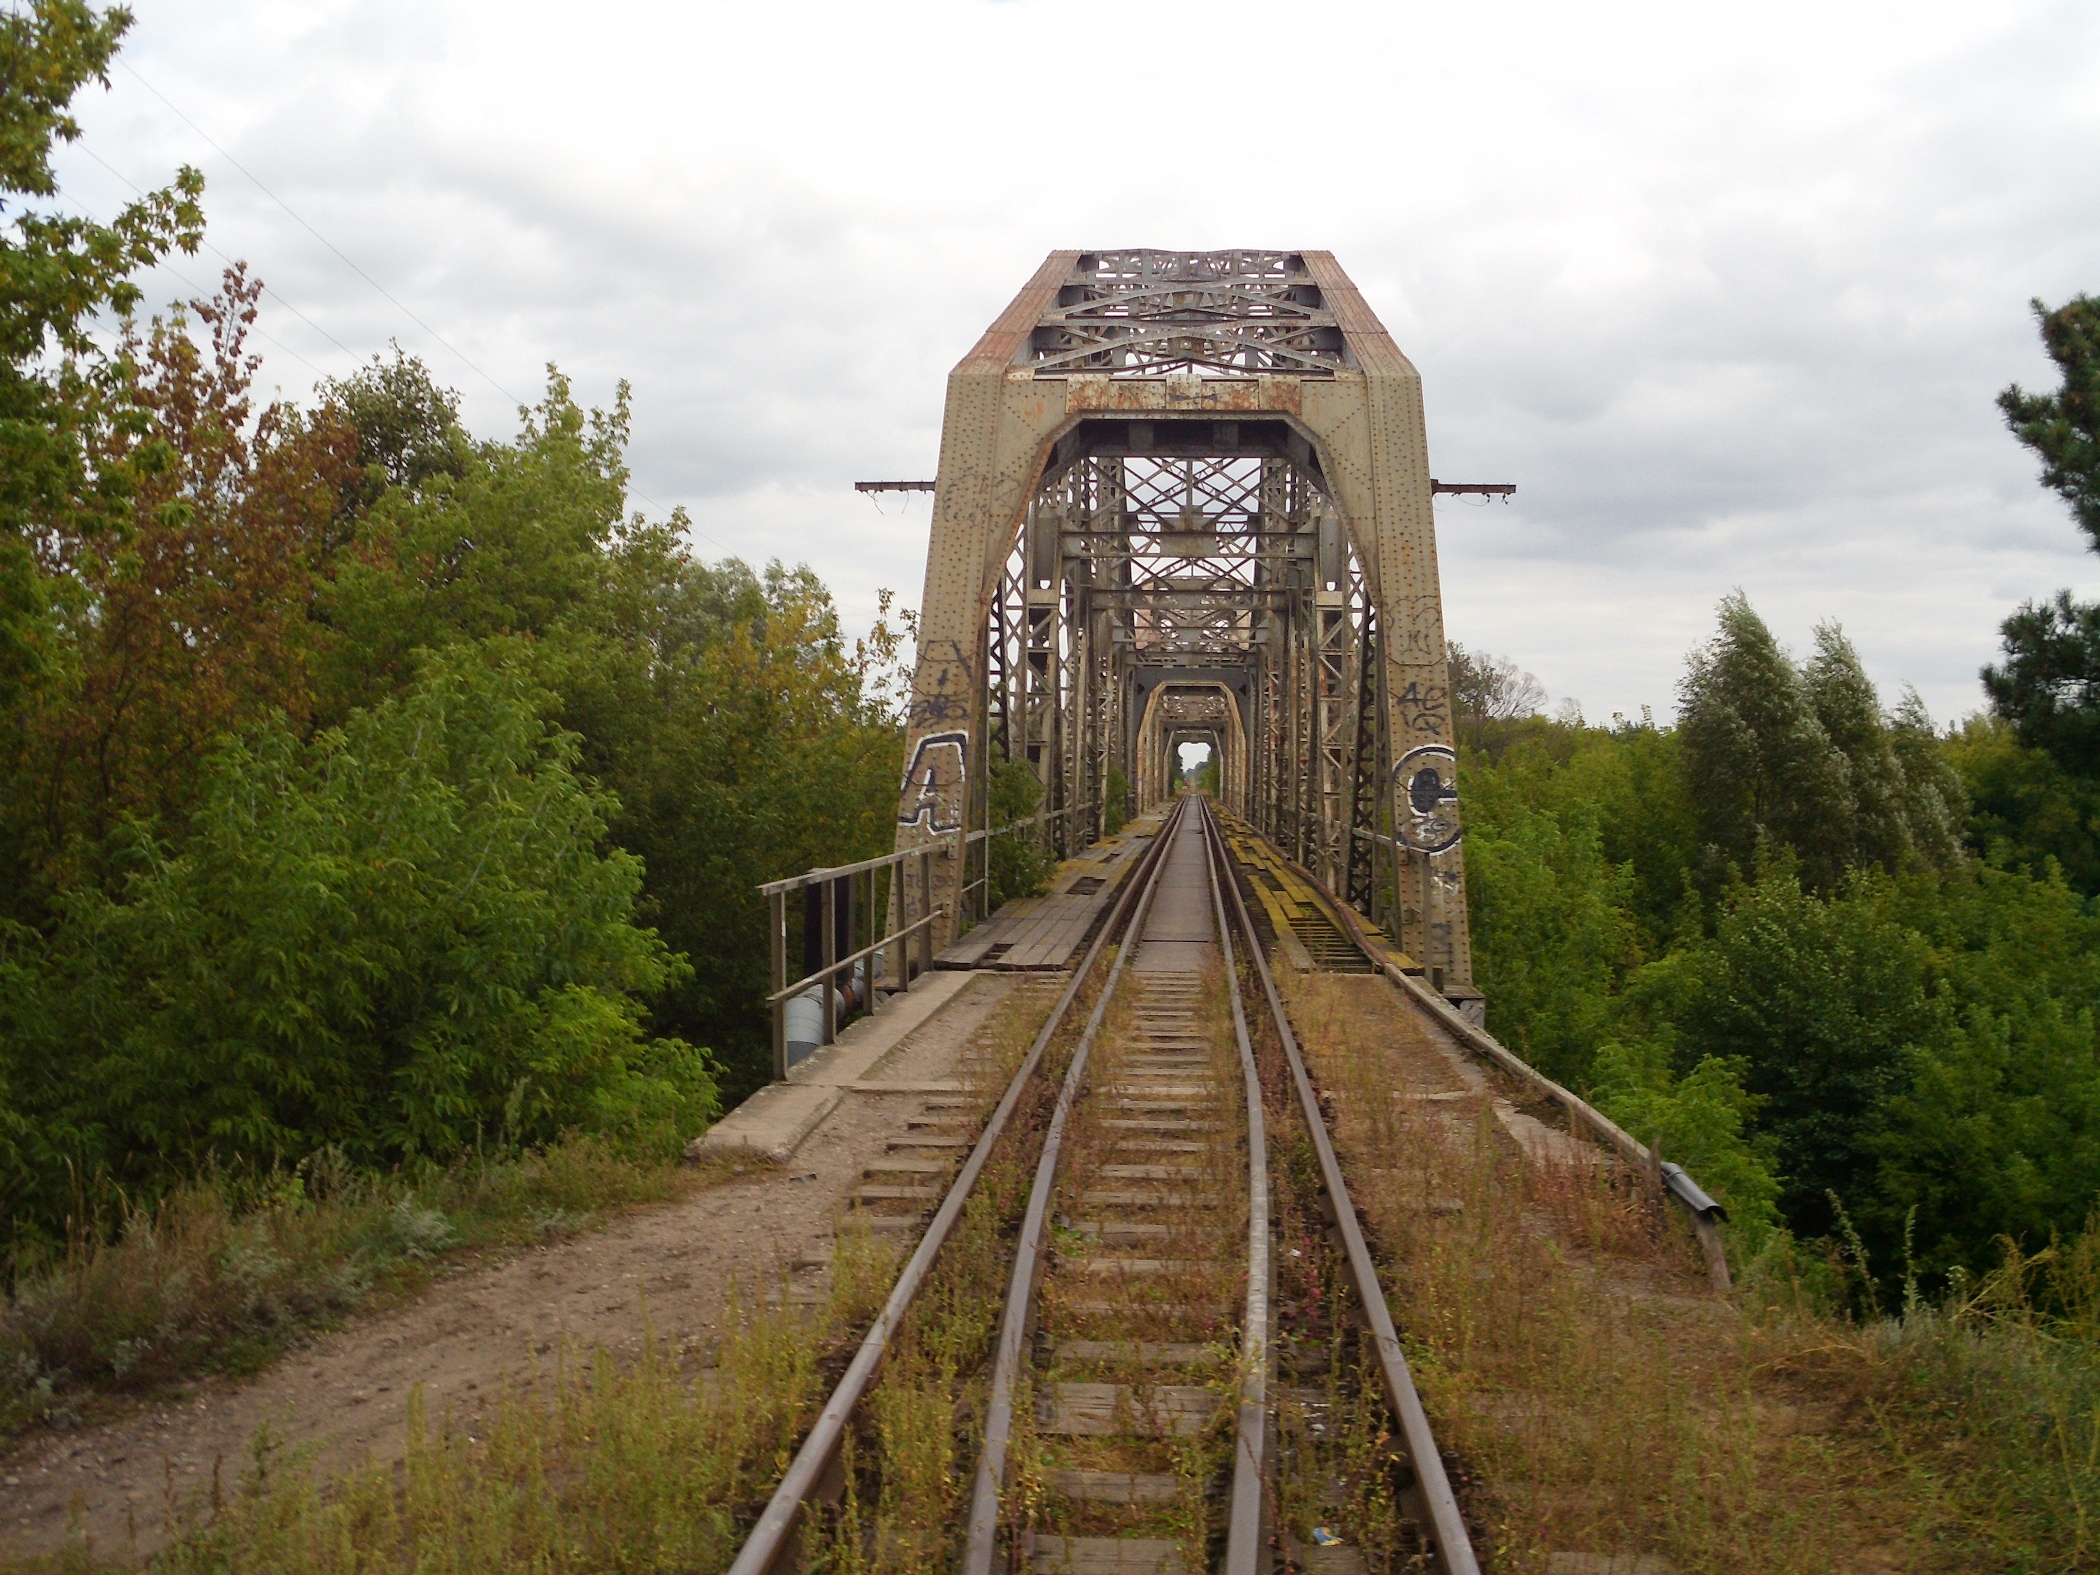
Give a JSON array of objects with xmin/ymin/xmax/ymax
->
[
  {"xmin": 1998, "ymin": 295, "xmax": 2100, "ymax": 550},
  {"xmin": 1987, "ymin": 296, "xmax": 2100, "ymax": 781}
]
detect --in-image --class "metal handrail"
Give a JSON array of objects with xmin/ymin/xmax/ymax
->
[
  {"xmin": 765, "ymin": 912, "xmax": 944, "ymax": 1007},
  {"xmin": 759, "ymin": 836, "xmax": 958, "ymax": 897},
  {"xmin": 761, "ymin": 799, "xmax": 1097, "ymax": 1078}
]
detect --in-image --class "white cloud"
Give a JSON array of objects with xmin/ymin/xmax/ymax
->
[{"xmin": 45, "ymin": 0, "xmax": 2100, "ymax": 722}]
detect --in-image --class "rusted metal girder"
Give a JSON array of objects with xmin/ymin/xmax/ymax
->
[{"xmin": 893, "ymin": 248, "xmax": 1476, "ymax": 995}]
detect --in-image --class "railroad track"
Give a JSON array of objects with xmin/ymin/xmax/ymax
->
[{"xmin": 728, "ymin": 797, "xmax": 1478, "ymax": 1575}]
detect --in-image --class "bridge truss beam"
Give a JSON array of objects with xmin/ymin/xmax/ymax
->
[{"xmin": 895, "ymin": 249, "xmax": 1477, "ymax": 1009}]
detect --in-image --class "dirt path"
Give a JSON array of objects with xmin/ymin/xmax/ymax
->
[{"xmin": 2, "ymin": 974, "xmax": 1024, "ymax": 1565}]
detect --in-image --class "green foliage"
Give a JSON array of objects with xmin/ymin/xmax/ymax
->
[
  {"xmin": 1979, "ymin": 293, "xmax": 2100, "ymax": 876},
  {"xmin": 1103, "ymin": 765, "xmax": 1130, "ymax": 836},
  {"xmin": 1998, "ymin": 293, "xmax": 2100, "ymax": 551},
  {"xmin": 0, "ymin": 1, "xmax": 203, "ymax": 712},
  {"xmin": 1460, "ymin": 791, "xmax": 1638, "ymax": 1086},
  {"xmin": 1981, "ymin": 588, "xmax": 2100, "ymax": 780},
  {"xmin": 1677, "ymin": 599, "xmax": 1970, "ymax": 897},
  {"xmin": 1462, "ymin": 588, "xmax": 2100, "ymax": 1281},
  {"xmin": 1945, "ymin": 712, "xmax": 2100, "ymax": 893},
  {"xmin": 0, "ymin": 653, "xmax": 716, "ymax": 1234},
  {"xmin": 987, "ymin": 759, "xmax": 1052, "ymax": 909},
  {"xmin": 1678, "ymin": 592, "xmax": 1854, "ymax": 886},
  {"xmin": 1676, "ymin": 868, "xmax": 1939, "ymax": 1238},
  {"xmin": 1589, "ymin": 1039, "xmax": 1781, "ymax": 1247}
]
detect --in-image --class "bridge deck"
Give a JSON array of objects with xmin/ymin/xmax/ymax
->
[{"xmin": 936, "ymin": 814, "xmax": 1167, "ymax": 972}]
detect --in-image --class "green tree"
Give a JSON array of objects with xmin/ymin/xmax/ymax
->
[
  {"xmin": 1870, "ymin": 861, "xmax": 2100, "ymax": 1280},
  {"xmin": 1946, "ymin": 712, "xmax": 2100, "ymax": 893},
  {"xmin": 1805, "ymin": 622, "xmax": 1915, "ymax": 871},
  {"xmin": 1984, "ymin": 295, "xmax": 2100, "ymax": 787},
  {"xmin": 987, "ymin": 759, "xmax": 1052, "ymax": 908},
  {"xmin": 1998, "ymin": 294, "xmax": 2100, "ymax": 549},
  {"xmin": 1982, "ymin": 591, "xmax": 2100, "ymax": 778},
  {"xmin": 1462, "ymin": 792, "xmax": 1640, "ymax": 1086},
  {"xmin": 0, "ymin": 0, "xmax": 202, "ymax": 714},
  {"xmin": 1677, "ymin": 593, "xmax": 1853, "ymax": 888},
  {"xmin": 1678, "ymin": 868, "xmax": 1939, "ymax": 1239},
  {"xmin": 0, "ymin": 652, "xmax": 714, "ymax": 1236}
]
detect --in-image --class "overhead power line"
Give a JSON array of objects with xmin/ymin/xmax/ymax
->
[
  {"xmin": 50, "ymin": 182, "xmax": 331, "ymax": 378},
  {"xmin": 119, "ymin": 59, "xmax": 525, "ymax": 408},
  {"xmin": 76, "ymin": 144, "xmax": 358, "ymax": 364},
  {"xmin": 101, "ymin": 64, "xmax": 735, "ymax": 557}
]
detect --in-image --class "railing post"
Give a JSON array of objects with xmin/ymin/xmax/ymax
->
[
  {"xmin": 918, "ymin": 847, "xmax": 935, "ymax": 977},
  {"xmin": 821, "ymin": 877, "xmax": 838, "ymax": 1047},
  {"xmin": 770, "ymin": 888, "xmax": 788, "ymax": 1082},
  {"xmin": 865, "ymin": 866, "xmax": 880, "ymax": 1011}
]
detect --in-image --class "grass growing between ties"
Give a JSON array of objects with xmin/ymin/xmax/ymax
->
[
  {"xmin": 1, "ymin": 1136, "xmax": 698, "ymax": 1439},
  {"xmin": 802, "ymin": 979, "xmax": 1077, "ymax": 1575},
  {"xmin": 1250, "ymin": 996, "xmax": 1438, "ymax": 1575},
  {"xmin": 1277, "ymin": 969, "xmax": 2100, "ymax": 1574},
  {"xmin": 1003, "ymin": 966, "xmax": 1247, "ymax": 1575}
]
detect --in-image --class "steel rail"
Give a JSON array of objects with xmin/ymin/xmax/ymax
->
[
  {"xmin": 959, "ymin": 795, "xmax": 1191, "ymax": 1575},
  {"xmin": 1209, "ymin": 804, "xmax": 1484, "ymax": 1575},
  {"xmin": 723, "ymin": 802, "xmax": 1186, "ymax": 1575},
  {"xmin": 1198, "ymin": 799, "xmax": 1273, "ymax": 1575}
]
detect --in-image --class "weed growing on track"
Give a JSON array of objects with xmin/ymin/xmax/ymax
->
[
  {"xmin": 1, "ymin": 1137, "xmax": 693, "ymax": 1437},
  {"xmin": 999, "ymin": 966, "xmax": 1245, "ymax": 1575},
  {"xmin": 807, "ymin": 980, "xmax": 1064, "ymax": 1575},
  {"xmin": 1279, "ymin": 968, "xmax": 2100, "ymax": 1574}
]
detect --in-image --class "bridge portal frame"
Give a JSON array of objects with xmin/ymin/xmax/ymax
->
[{"xmin": 895, "ymin": 249, "xmax": 1473, "ymax": 995}]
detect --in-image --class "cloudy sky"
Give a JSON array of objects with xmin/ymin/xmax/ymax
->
[{"xmin": 47, "ymin": 0, "xmax": 2100, "ymax": 724}]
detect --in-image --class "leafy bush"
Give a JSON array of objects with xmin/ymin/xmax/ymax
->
[
  {"xmin": 1103, "ymin": 766, "xmax": 1130, "ymax": 836},
  {"xmin": 0, "ymin": 653, "xmax": 716, "ymax": 1239}
]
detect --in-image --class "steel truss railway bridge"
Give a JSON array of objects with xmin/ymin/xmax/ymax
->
[
  {"xmin": 893, "ymin": 249, "xmax": 1484, "ymax": 1019},
  {"xmin": 727, "ymin": 251, "xmax": 1734, "ymax": 1575}
]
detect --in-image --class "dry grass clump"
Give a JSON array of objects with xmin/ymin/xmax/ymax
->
[
  {"xmin": 25, "ymin": 1288, "xmax": 840, "ymax": 1575},
  {"xmin": 800, "ymin": 978, "xmax": 1077, "ymax": 1575},
  {"xmin": 2, "ymin": 1136, "xmax": 688, "ymax": 1435},
  {"xmin": 1276, "ymin": 969, "xmax": 2100, "ymax": 1572}
]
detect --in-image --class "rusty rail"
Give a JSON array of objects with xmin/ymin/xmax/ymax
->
[
  {"xmin": 1204, "ymin": 798, "xmax": 1482, "ymax": 1575},
  {"xmin": 959, "ymin": 795, "xmax": 1190, "ymax": 1575},
  {"xmin": 724, "ymin": 804, "xmax": 1183, "ymax": 1575}
]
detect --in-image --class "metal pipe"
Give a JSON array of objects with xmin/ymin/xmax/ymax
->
[
  {"xmin": 959, "ymin": 797, "xmax": 1188, "ymax": 1575},
  {"xmin": 1211, "ymin": 809, "xmax": 1482, "ymax": 1575},
  {"xmin": 723, "ymin": 805, "xmax": 1184, "ymax": 1575}
]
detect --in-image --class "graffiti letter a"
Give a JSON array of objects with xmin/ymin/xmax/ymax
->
[{"xmin": 898, "ymin": 730, "xmax": 969, "ymax": 833}]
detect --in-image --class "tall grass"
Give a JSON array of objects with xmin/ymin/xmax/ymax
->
[
  {"xmin": 1281, "ymin": 968, "xmax": 2100, "ymax": 1573},
  {"xmin": 3, "ymin": 1137, "xmax": 689, "ymax": 1435}
]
